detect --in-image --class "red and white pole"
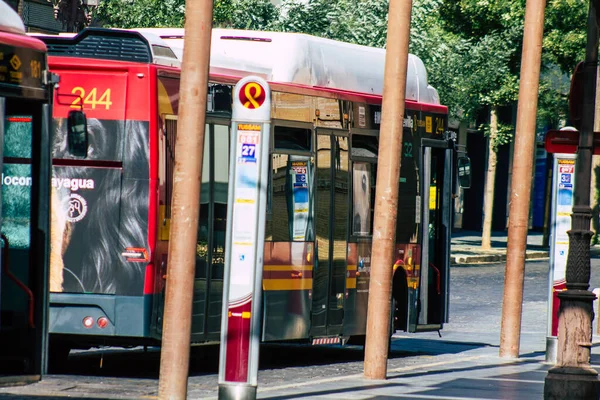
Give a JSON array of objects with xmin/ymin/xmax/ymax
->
[{"xmin": 218, "ymin": 77, "xmax": 271, "ymax": 400}]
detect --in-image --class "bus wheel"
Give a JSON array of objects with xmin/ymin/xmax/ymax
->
[{"xmin": 47, "ymin": 338, "xmax": 71, "ymax": 373}]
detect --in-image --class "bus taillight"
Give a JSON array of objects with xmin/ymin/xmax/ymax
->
[
  {"xmin": 97, "ymin": 317, "xmax": 109, "ymax": 329},
  {"xmin": 82, "ymin": 316, "xmax": 94, "ymax": 328}
]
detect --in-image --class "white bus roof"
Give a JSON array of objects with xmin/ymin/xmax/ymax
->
[
  {"xmin": 134, "ymin": 28, "xmax": 441, "ymax": 105},
  {"xmin": 0, "ymin": 2, "xmax": 25, "ymax": 35}
]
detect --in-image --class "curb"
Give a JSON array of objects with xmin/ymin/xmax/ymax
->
[
  {"xmin": 451, "ymin": 251, "xmax": 549, "ymax": 265},
  {"xmin": 451, "ymin": 246, "xmax": 600, "ymax": 265}
]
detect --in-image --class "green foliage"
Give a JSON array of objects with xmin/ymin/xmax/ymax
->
[
  {"xmin": 536, "ymin": 66, "xmax": 570, "ymax": 129},
  {"xmin": 276, "ymin": 0, "xmax": 345, "ymax": 38},
  {"xmin": 433, "ymin": 0, "xmax": 586, "ymax": 134},
  {"xmin": 218, "ymin": 0, "xmax": 279, "ymax": 30},
  {"xmin": 94, "ymin": 0, "xmax": 277, "ymax": 30},
  {"xmin": 274, "ymin": 0, "xmax": 388, "ymax": 47},
  {"xmin": 95, "ymin": 0, "xmax": 185, "ymax": 28},
  {"xmin": 543, "ymin": 0, "xmax": 587, "ymax": 73},
  {"xmin": 340, "ymin": 0, "xmax": 389, "ymax": 47},
  {"xmin": 439, "ymin": 0, "xmax": 524, "ymax": 39},
  {"xmin": 213, "ymin": 0, "xmax": 235, "ymax": 26},
  {"xmin": 480, "ymin": 121, "xmax": 514, "ymax": 153},
  {"xmin": 431, "ymin": 2, "xmax": 524, "ymax": 123}
]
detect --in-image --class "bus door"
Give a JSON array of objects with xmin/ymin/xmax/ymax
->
[
  {"xmin": 412, "ymin": 139, "xmax": 453, "ymax": 332},
  {"xmin": 188, "ymin": 119, "xmax": 230, "ymax": 342},
  {"xmin": 263, "ymin": 123, "xmax": 314, "ymax": 342},
  {"xmin": 0, "ymin": 98, "xmax": 51, "ymax": 380},
  {"xmin": 312, "ymin": 129, "xmax": 349, "ymax": 337}
]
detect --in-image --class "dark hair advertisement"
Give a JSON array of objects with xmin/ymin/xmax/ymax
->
[{"xmin": 50, "ymin": 118, "xmax": 150, "ymax": 296}]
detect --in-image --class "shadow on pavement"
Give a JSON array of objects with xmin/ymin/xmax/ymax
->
[
  {"xmin": 49, "ymin": 337, "xmax": 494, "ymax": 382},
  {"xmin": 387, "ymin": 358, "xmax": 541, "ymax": 380},
  {"xmin": 52, "ymin": 341, "xmax": 420, "ymax": 380},
  {"xmin": 405, "ymin": 363, "xmax": 548, "ymax": 400},
  {"xmin": 391, "ymin": 337, "xmax": 494, "ymax": 355},
  {"xmin": 519, "ymin": 350, "xmax": 547, "ymax": 359},
  {"xmin": 259, "ymin": 359, "xmax": 547, "ymax": 400},
  {"xmin": 260, "ymin": 383, "xmax": 406, "ymax": 400}
]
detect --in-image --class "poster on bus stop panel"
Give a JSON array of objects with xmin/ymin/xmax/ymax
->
[{"xmin": 549, "ymin": 155, "xmax": 575, "ymax": 336}]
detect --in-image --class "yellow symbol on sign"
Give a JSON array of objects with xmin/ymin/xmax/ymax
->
[
  {"xmin": 10, "ymin": 55, "xmax": 21, "ymax": 70},
  {"xmin": 426, "ymin": 116, "xmax": 432, "ymax": 133},
  {"xmin": 245, "ymin": 84, "xmax": 260, "ymax": 108},
  {"xmin": 240, "ymin": 82, "xmax": 265, "ymax": 109}
]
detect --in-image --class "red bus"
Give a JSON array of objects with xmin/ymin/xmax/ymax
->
[
  {"xmin": 38, "ymin": 28, "xmax": 181, "ymax": 361},
  {"xmin": 39, "ymin": 28, "xmax": 470, "ymax": 362},
  {"xmin": 0, "ymin": 2, "xmax": 55, "ymax": 383}
]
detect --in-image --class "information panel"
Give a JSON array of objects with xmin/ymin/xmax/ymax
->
[
  {"xmin": 218, "ymin": 76, "xmax": 271, "ymax": 400},
  {"xmin": 546, "ymin": 153, "xmax": 576, "ymax": 362}
]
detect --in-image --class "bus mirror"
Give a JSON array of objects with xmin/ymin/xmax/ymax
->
[
  {"xmin": 457, "ymin": 156, "xmax": 471, "ymax": 189},
  {"xmin": 67, "ymin": 110, "xmax": 88, "ymax": 157}
]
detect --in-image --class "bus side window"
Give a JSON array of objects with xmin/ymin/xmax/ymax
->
[
  {"xmin": 350, "ymin": 134, "xmax": 378, "ymax": 237},
  {"xmin": 352, "ymin": 162, "xmax": 376, "ymax": 236},
  {"xmin": 265, "ymin": 125, "xmax": 313, "ymax": 242},
  {"xmin": 164, "ymin": 117, "xmax": 177, "ymax": 219},
  {"xmin": 67, "ymin": 110, "xmax": 88, "ymax": 158},
  {"xmin": 158, "ymin": 117, "xmax": 178, "ymax": 241},
  {"xmin": 266, "ymin": 153, "xmax": 314, "ymax": 242}
]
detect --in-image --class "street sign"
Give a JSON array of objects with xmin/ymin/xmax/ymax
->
[
  {"xmin": 544, "ymin": 128, "xmax": 600, "ymax": 155},
  {"xmin": 218, "ymin": 76, "xmax": 271, "ymax": 400}
]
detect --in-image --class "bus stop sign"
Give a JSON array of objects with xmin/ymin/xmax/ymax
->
[
  {"xmin": 239, "ymin": 81, "xmax": 266, "ymax": 109},
  {"xmin": 544, "ymin": 128, "xmax": 600, "ymax": 155},
  {"xmin": 218, "ymin": 76, "xmax": 271, "ymax": 400}
]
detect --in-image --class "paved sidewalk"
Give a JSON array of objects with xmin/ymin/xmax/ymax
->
[
  {"xmin": 450, "ymin": 230, "xmax": 549, "ymax": 265},
  {"xmin": 3, "ymin": 332, "xmax": 600, "ymax": 399},
  {"xmin": 450, "ymin": 230, "xmax": 600, "ymax": 265}
]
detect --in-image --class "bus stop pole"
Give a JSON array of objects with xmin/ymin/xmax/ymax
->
[
  {"xmin": 499, "ymin": 0, "xmax": 546, "ymax": 359},
  {"xmin": 364, "ymin": 0, "xmax": 412, "ymax": 380},
  {"xmin": 157, "ymin": 1, "xmax": 213, "ymax": 398},
  {"xmin": 217, "ymin": 77, "xmax": 271, "ymax": 400}
]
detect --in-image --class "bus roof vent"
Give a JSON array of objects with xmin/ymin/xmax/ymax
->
[{"xmin": 41, "ymin": 28, "xmax": 152, "ymax": 63}]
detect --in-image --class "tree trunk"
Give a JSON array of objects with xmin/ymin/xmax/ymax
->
[{"xmin": 482, "ymin": 107, "xmax": 498, "ymax": 250}]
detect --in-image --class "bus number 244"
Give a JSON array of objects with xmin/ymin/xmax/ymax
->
[{"xmin": 70, "ymin": 87, "xmax": 113, "ymax": 110}]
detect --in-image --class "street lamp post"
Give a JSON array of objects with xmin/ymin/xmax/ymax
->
[{"xmin": 544, "ymin": 1, "xmax": 600, "ymax": 398}]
